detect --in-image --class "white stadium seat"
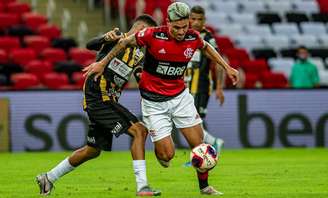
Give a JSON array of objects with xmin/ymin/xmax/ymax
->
[
  {"xmin": 272, "ymin": 23, "xmax": 300, "ymax": 36},
  {"xmin": 217, "ymin": 23, "xmax": 244, "ymax": 38},
  {"xmin": 240, "ymin": 1, "xmax": 267, "ymax": 13},
  {"xmin": 269, "ymin": 57, "xmax": 295, "ymax": 77},
  {"xmin": 206, "ymin": 12, "xmax": 230, "ymax": 27},
  {"xmin": 310, "ymin": 58, "xmax": 326, "ymax": 71},
  {"xmin": 319, "ymin": 71, "xmax": 328, "ymax": 85},
  {"xmin": 290, "ymin": 35, "xmax": 319, "ymax": 48},
  {"xmin": 294, "ymin": 1, "xmax": 319, "ymax": 14},
  {"xmin": 244, "ymin": 24, "xmax": 273, "ymax": 36},
  {"xmin": 229, "ymin": 13, "xmax": 257, "ymax": 25},
  {"xmin": 300, "ymin": 22, "xmax": 327, "ymax": 36},
  {"xmin": 263, "ymin": 35, "xmax": 291, "ymax": 50},
  {"xmin": 266, "ymin": 1, "xmax": 294, "ymax": 14},
  {"xmin": 234, "ymin": 35, "xmax": 265, "ymax": 50},
  {"xmin": 215, "ymin": 1, "xmax": 240, "ymax": 14}
]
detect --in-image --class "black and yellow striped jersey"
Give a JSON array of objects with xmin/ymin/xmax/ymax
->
[
  {"xmin": 83, "ymin": 38, "xmax": 144, "ymax": 110},
  {"xmin": 184, "ymin": 28, "xmax": 218, "ymax": 95}
]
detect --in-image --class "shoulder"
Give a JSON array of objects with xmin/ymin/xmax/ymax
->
[{"xmin": 184, "ymin": 29, "xmax": 201, "ymax": 41}]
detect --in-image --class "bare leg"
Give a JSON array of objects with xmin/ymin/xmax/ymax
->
[
  {"xmin": 154, "ymin": 135, "xmax": 175, "ymax": 167},
  {"xmin": 127, "ymin": 122, "xmax": 148, "ymax": 160},
  {"xmin": 68, "ymin": 145, "xmax": 101, "ymax": 167}
]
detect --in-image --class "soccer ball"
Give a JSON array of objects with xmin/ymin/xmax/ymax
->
[{"xmin": 190, "ymin": 143, "xmax": 218, "ymax": 173}]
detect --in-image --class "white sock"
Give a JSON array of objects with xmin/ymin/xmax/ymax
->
[
  {"xmin": 133, "ymin": 160, "xmax": 148, "ymax": 191},
  {"xmin": 47, "ymin": 158, "xmax": 75, "ymax": 183},
  {"xmin": 203, "ymin": 129, "xmax": 216, "ymax": 145}
]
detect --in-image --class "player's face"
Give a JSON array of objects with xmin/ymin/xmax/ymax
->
[
  {"xmin": 190, "ymin": 12, "xmax": 205, "ymax": 32},
  {"xmin": 168, "ymin": 18, "xmax": 189, "ymax": 41}
]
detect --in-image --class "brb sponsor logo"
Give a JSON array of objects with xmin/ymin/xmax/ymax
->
[{"xmin": 156, "ymin": 62, "xmax": 186, "ymax": 76}]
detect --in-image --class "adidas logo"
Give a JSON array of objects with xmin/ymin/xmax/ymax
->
[{"xmin": 158, "ymin": 48, "xmax": 166, "ymax": 54}]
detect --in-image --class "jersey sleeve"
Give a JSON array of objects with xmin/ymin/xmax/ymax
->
[
  {"xmin": 196, "ymin": 31, "xmax": 206, "ymax": 49},
  {"xmin": 135, "ymin": 27, "xmax": 153, "ymax": 47},
  {"xmin": 206, "ymin": 33, "xmax": 219, "ymax": 51}
]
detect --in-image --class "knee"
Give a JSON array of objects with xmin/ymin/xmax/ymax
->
[
  {"xmin": 130, "ymin": 123, "xmax": 148, "ymax": 141},
  {"xmin": 83, "ymin": 146, "xmax": 101, "ymax": 159},
  {"xmin": 156, "ymin": 149, "xmax": 175, "ymax": 162}
]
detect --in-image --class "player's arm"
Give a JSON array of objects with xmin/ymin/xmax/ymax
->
[
  {"xmin": 203, "ymin": 41, "xmax": 239, "ymax": 85},
  {"xmin": 86, "ymin": 28, "xmax": 123, "ymax": 51},
  {"xmin": 214, "ymin": 64, "xmax": 225, "ymax": 105},
  {"xmin": 82, "ymin": 34, "xmax": 138, "ymax": 80}
]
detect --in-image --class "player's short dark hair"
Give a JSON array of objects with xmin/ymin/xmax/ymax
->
[
  {"xmin": 134, "ymin": 14, "xmax": 158, "ymax": 27},
  {"xmin": 191, "ymin": 5, "xmax": 205, "ymax": 15},
  {"xmin": 298, "ymin": 45, "xmax": 308, "ymax": 51}
]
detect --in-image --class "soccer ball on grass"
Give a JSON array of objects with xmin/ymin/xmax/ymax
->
[{"xmin": 190, "ymin": 143, "xmax": 218, "ymax": 173}]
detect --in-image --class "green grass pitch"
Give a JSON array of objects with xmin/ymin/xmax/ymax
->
[{"xmin": 0, "ymin": 149, "xmax": 327, "ymax": 198}]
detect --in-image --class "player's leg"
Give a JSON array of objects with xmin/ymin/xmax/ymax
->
[
  {"xmin": 154, "ymin": 135, "xmax": 175, "ymax": 168},
  {"xmin": 173, "ymin": 90, "xmax": 222, "ymax": 195},
  {"xmin": 194, "ymin": 93, "xmax": 224, "ymax": 153}
]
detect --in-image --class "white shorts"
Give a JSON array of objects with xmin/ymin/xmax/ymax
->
[{"xmin": 141, "ymin": 88, "xmax": 202, "ymax": 142}]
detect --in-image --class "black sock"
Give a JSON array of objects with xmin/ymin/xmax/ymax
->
[{"xmin": 197, "ymin": 171, "xmax": 209, "ymax": 190}]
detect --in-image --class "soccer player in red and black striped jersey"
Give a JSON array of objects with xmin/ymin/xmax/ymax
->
[
  {"xmin": 187, "ymin": 5, "xmax": 225, "ymax": 153},
  {"xmin": 84, "ymin": 2, "xmax": 239, "ymax": 195}
]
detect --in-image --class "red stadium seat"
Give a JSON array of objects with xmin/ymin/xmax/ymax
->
[
  {"xmin": 0, "ymin": 36, "xmax": 20, "ymax": 53},
  {"xmin": 41, "ymin": 72, "xmax": 69, "ymax": 89},
  {"xmin": 24, "ymin": 35, "xmax": 50, "ymax": 53},
  {"xmin": 7, "ymin": 2, "xmax": 31, "ymax": 15},
  {"xmin": 69, "ymin": 48, "xmax": 96, "ymax": 65},
  {"xmin": 37, "ymin": 24, "xmax": 61, "ymax": 40},
  {"xmin": 11, "ymin": 73, "xmax": 40, "ymax": 90},
  {"xmin": 215, "ymin": 36, "xmax": 234, "ymax": 52},
  {"xmin": 0, "ymin": 49, "xmax": 8, "ymax": 64},
  {"xmin": 260, "ymin": 72, "xmax": 288, "ymax": 88},
  {"xmin": 24, "ymin": 60, "xmax": 53, "ymax": 79},
  {"xmin": 0, "ymin": 3, "xmax": 5, "ymax": 12},
  {"xmin": 10, "ymin": 48, "xmax": 37, "ymax": 66},
  {"xmin": 224, "ymin": 48, "xmax": 250, "ymax": 62},
  {"xmin": 22, "ymin": 12, "xmax": 47, "ymax": 30},
  {"xmin": 72, "ymin": 72, "xmax": 86, "ymax": 89},
  {"xmin": 0, "ymin": 0, "xmax": 16, "ymax": 4},
  {"xmin": 0, "ymin": 13, "xmax": 20, "ymax": 30},
  {"xmin": 244, "ymin": 73, "xmax": 260, "ymax": 88},
  {"xmin": 40, "ymin": 48, "xmax": 67, "ymax": 64},
  {"xmin": 241, "ymin": 59, "xmax": 269, "ymax": 74}
]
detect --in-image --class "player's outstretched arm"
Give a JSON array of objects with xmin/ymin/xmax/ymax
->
[
  {"xmin": 86, "ymin": 28, "xmax": 123, "ymax": 51},
  {"xmin": 83, "ymin": 34, "xmax": 138, "ymax": 80},
  {"xmin": 203, "ymin": 41, "xmax": 240, "ymax": 86}
]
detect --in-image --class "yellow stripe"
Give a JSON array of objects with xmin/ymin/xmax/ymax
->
[
  {"xmin": 122, "ymin": 48, "xmax": 130, "ymax": 63},
  {"xmin": 82, "ymin": 79, "xmax": 87, "ymax": 109},
  {"xmin": 128, "ymin": 48, "xmax": 136, "ymax": 66},
  {"xmin": 100, "ymin": 75, "xmax": 110, "ymax": 101},
  {"xmin": 190, "ymin": 68, "xmax": 200, "ymax": 94},
  {"xmin": 0, "ymin": 99, "xmax": 10, "ymax": 152}
]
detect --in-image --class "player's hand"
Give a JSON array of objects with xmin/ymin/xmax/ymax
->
[
  {"xmin": 104, "ymin": 28, "xmax": 123, "ymax": 42},
  {"xmin": 216, "ymin": 88, "xmax": 225, "ymax": 106},
  {"xmin": 82, "ymin": 62, "xmax": 105, "ymax": 81},
  {"xmin": 227, "ymin": 67, "xmax": 239, "ymax": 86}
]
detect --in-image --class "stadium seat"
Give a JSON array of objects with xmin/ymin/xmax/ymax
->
[
  {"xmin": 310, "ymin": 58, "xmax": 326, "ymax": 71},
  {"xmin": 40, "ymin": 48, "xmax": 67, "ymax": 64},
  {"xmin": 244, "ymin": 73, "xmax": 259, "ymax": 88},
  {"xmin": 22, "ymin": 12, "xmax": 48, "ymax": 30},
  {"xmin": 319, "ymin": 70, "xmax": 328, "ymax": 86},
  {"xmin": 229, "ymin": 13, "xmax": 256, "ymax": 25},
  {"xmin": 252, "ymin": 48, "xmax": 278, "ymax": 60},
  {"xmin": 0, "ymin": 36, "xmax": 20, "ymax": 53},
  {"xmin": 224, "ymin": 48, "xmax": 250, "ymax": 62},
  {"xmin": 308, "ymin": 48, "xmax": 328, "ymax": 59},
  {"xmin": 72, "ymin": 72, "xmax": 86, "ymax": 89},
  {"xmin": 206, "ymin": 12, "xmax": 230, "ymax": 28},
  {"xmin": 272, "ymin": 23, "xmax": 300, "ymax": 36},
  {"xmin": 260, "ymin": 72, "xmax": 288, "ymax": 88},
  {"xmin": 234, "ymin": 35, "xmax": 265, "ymax": 51},
  {"xmin": 37, "ymin": 24, "xmax": 61, "ymax": 40},
  {"xmin": 24, "ymin": 60, "xmax": 53, "ymax": 79},
  {"xmin": 69, "ymin": 48, "xmax": 96, "ymax": 65},
  {"xmin": 217, "ymin": 24, "xmax": 243, "ymax": 38},
  {"xmin": 285, "ymin": 12, "xmax": 309, "ymax": 24},
  {"xmin": 0, "ymin": 0, "xmax": 16, "ymax": 4},
  {"xmin": 317, "ymin": 0, "xmax": 328, "ymax": 13},
  {"xmin": 0, "ymin": 3, "xmax": 5, "ymax": 12},
  {"xmin": 311, "ymin": 13, "xmax": 328, "ymax": 23},
  {"xmin": 266, "ymin": 1, "xmax": 293, "ymax": 14},
  {"xmin": 317, "ymin": 35, "xmax": 328, "ymax": 48},
  {"xmin": 214, "ymin": 36, "xmax": 234, "ymax": 51},
  {"xmin": 294, "ymin": 1, "xmax": 319, "ymax": 14},
  {"xmin": 0, "ymin": 13, "xmax": 20, "ymax": 30},
  {"xmin": 241, "ymin": 59, "xmax": 269, "ymax": 74},
  {"xmin": 280, "ymin": 48, "xmax": 298, "ymax": 59},
  {"xmin": 290, "ymin": 35, "xmax": 319, "ymax": 48},
  {"xmin": 300, "ymin": 22, "xmax": 327, "ymax": 36},
  {"xmin": 257, "ymin": 12, "xmax": 282, "ymax": 25},
  {"xmin": 0, "ymin": 49, "xmax": 8, "ymax": 64},
  {"xmin": 0, "ymin": 73, "xmax": 7, "ymax": 86},
  {"xmin": 215, "ymin": 1, "xmax": 240, "ymax": 13},
  {"xmin": 268, "ymin": 57, "xmax": 294, "ymax": 77},
  {"xmin": 240, "ymin": 1, "xmax": 266, "ymax": 13},
  {"xmin": 263, "ymin": 35, "xmax": 291, "ymax": 50},
  {"xmin": 10, "ymin": 48, "xmax": 37, "ymax": 66},
  {"xmin": 54, "ymin": 61, "xmax": 83, "ymax": 79},
  {"xmin": 24, "ymin": 35, "xmax": 50, "ymax": 52},
  {"xmin": 41, "ymin": 72, "xmax": 69, "ymax": 89},
  {"xmin": 244, "ymin": 24, "xmax": 272, "ymax": 36},
  {"xmin": 7, "ymin": 2, "xmax": 31, "ymax": 15},
  {"xmin": 11, "ymin": 73, "xmax": 40, "ymax": 90},
  {"xmin": 51, "ymin": 37, "xmax": 78, "ymax": 51},
  {"xmin": 8, "ymin": 25, "xmax": 34, "ymax": 37}
]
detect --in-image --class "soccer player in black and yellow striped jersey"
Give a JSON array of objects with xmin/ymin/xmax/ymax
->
[
  {"xmin": 186, "ymin": 6, "xmax": 225, "ymax": 152},
  {"xmin": 36, "ymin": 15, "xmax": 161, "ymax": 196}
]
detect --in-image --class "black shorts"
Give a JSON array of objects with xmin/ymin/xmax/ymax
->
[
  {"xmin": 85, "ymin": 101, "xmax": 138, "ymax": 151},
  {"xmin": 193, "ymin": 93, "xmax": 210, "ymax": 118}
]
